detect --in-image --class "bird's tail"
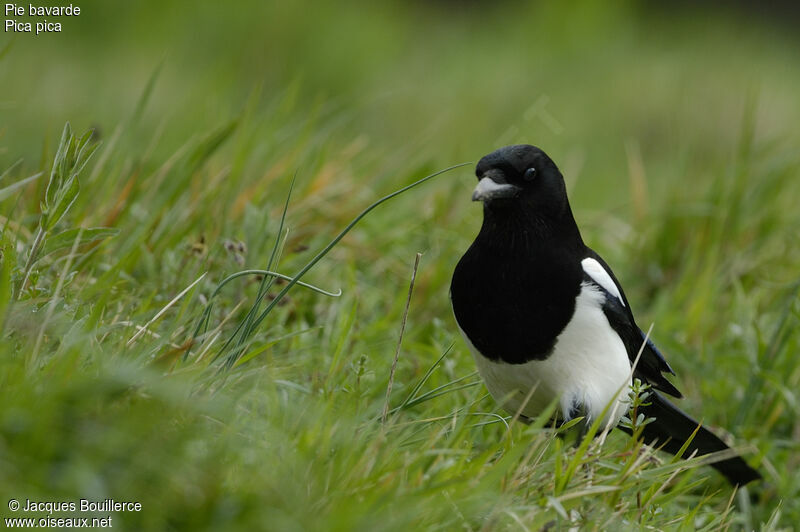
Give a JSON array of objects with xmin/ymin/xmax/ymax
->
[{"xmin": 621, "ymin": 391, "xmax": 761, "ymax": 485}]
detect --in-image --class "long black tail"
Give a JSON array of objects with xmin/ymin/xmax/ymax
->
[{"xmin": 619, "ymin": 391, "xmax": 761, "ymax": 485}]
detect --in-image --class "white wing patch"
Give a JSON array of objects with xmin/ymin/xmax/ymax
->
[{"xmin": 581, "ymin": 257, "xmax": 625, "ymax": 307}]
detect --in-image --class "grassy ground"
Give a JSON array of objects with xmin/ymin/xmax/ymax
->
[{"xmin": 2, "ymin": 1, "xmax": 799, "ymax": 530}]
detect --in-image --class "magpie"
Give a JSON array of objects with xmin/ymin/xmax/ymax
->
[{"xmin": 450, "ymin": 144, "xmax": 761, "ymax": 485}]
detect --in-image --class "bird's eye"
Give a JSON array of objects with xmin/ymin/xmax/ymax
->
[{"xmin": 523, "ymin": 167, "xmax": 537, "ymax": 181}]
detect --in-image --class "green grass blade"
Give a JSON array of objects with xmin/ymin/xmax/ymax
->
[
  {"xmin": 41, "ymin": 227, "xmax": 119, "ymax": 258},
  {"xmin": 247, "ymin": 164, "xmax": 470, "ymax": 339},
  {"xmin": 0, "ymin": 171, "xmax": 42, "ymax": 201}
]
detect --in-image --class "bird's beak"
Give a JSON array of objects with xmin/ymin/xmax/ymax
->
[{"xmin": 472, "ymin": 177, "xmax": 521, "ymax": 202}]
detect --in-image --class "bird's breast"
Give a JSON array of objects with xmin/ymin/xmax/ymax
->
[
  {"xmin": 450, "ymin": 247, "xmax": 582, "ymax": 364},
  {"xmin": 457, "ymin": 282, "xmax": 632, "ymax": 425}
]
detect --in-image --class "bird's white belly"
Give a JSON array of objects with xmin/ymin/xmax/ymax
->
[{"xmin": 461, "ymin": 282, "xmax": 631, "ymax": 427}]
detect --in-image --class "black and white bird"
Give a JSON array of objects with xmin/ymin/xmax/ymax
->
[{"xmin": 450, "ymin": 144, "xmax": 760, "ymax": 485}]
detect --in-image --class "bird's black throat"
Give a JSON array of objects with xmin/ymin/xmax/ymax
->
[{"xmin": 451, "ymin": 202, "xmax": 584, "ymax": 364}]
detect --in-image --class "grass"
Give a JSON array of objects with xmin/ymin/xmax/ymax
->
[{"xmin": 2, "ymin": 1, "xmax": 800, "ymax": 530}]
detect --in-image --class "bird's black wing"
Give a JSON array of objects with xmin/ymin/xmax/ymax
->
[{"xmin": 582, "ymin": 250, "xmax": 682, "ymax": 398}]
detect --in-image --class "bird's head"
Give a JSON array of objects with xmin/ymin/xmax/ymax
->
[{"xmin": 472, "ymin": 144, "xmax": 568, "ymax": 219}]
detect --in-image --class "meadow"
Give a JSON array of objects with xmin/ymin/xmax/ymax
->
[{"xmin": 1, "ymin": 1, "xmax": 799, "ymax": 530}]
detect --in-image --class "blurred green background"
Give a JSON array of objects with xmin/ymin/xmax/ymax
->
[{"xmin": 2, "ymin": 1, "xmax": 799, "ymax": 530}]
